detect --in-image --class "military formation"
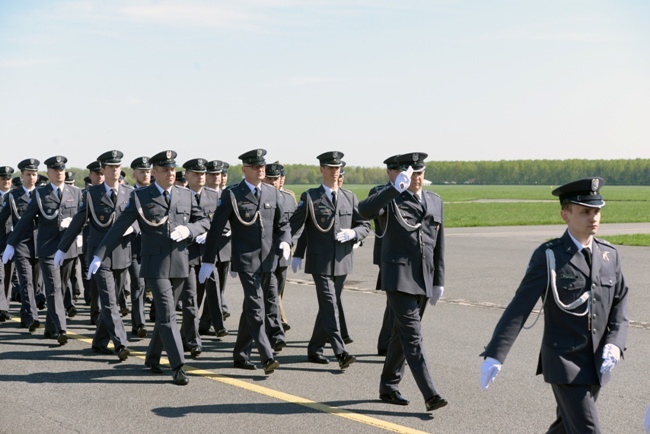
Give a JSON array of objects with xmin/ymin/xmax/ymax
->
[{"xmin": 0, "ymin": 149, "xmax": 631, "ymax": 431}]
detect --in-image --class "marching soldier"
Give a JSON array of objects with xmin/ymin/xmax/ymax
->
[
  {"xmin": 358, "ymin": 152, "xmax": 448, "ymax": 412},
  {"xmin": 90, "ymin": 150, "xmax": 210, "ymax": 385},
  {"xmin": 198, "ymin": 149, "xmax": 291, "ymax": 375},
  {"xmin": 480, "ymin": 177, "xmax": 629, "ymax": 433},
  {"xmin": 56, "ymin": 150, "xmax": 133, "ymax": 361},
  {"xmin": 289, "ymin": 151, "xmax": 370, "ymax": 369},
  {"xmin": 85, "ymin": 160, "xmax": 105, "ymax": 322},
  {"xmin": 0, "ymin": 160, "xmax": 43, "ymax": 330},
  {"xmin": 3, "ymin": 156, "xmax": 83, "ymax": 345},
  {"xmin": 0, "ymin": 166, "xmax": 15, "ymax": 322}
]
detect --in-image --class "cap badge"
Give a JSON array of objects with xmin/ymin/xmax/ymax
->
[
  {"xmin": 56, "ymin": 156, "xmax": 62, "ymax": 163},
  {"xmin": 112, "ymin": 150, "xmax": 117, "ymax": 158},
  {"xmin": 413, "ymin": 153, "xmax": 419, "ymax": 161},
  {"xmin": 30, "ymin": 159, "xmax": 34, "ymax": 165},
  {"xmin": 332, "ymin": 151, "xmax": 339, "ymax": 158},
  {"xmin": 256, "ymin": 149, "xmax": 263, "ymax": 157},
  {"xmin": 591, "ymin": 178, "xmax": 599, "ymax": 192},
  {"xmin": 166, "ymin": 151, "xmax": 172, "ymax": 159},
  {"xmin": 142, "ymin": 157, "xmax": 148, "ymax": 164}
]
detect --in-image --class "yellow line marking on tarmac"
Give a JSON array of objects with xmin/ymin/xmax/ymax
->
[{"xmin": 9, "ymin": 319, "xmax": 428, "ymax": 434}]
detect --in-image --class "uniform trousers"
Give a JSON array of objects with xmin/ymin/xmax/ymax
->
[
  {"xmin": 376, "ymin": 270, "xmax": 394, "ymax": 353},
  {"xmin": 265, "ymin": 271, "xmax": 285, "ymax": 345},
  {"xmin": 127, "ymin": 257, "xmax": 146, "ymax": 330},
  {"xmin": 547, "ymin": 384, "xmax": 601, "ymax": 434},
  {"xmin": 15, "ymin": 255, "xmax": 40, "ymax": 326},
  {"xmin": 62, "ymin": 258, "xmax": 78, "ymax": 312},
  {"xmin": 380, "ymin": 291, "xmax": 438, "ymax": 401},
  {"xmin": 275, "ymin": 265, "xmax": 289, "ymax": 325},
  {"xmin": 92, "ymin": 266, "xmax": 128, "ymax": 349},
  {"xmin": 0, "ymin": 260, "xmax": 13, "ymax": 311},
  {"xmin": 233, "ymin": 271, "xmax": 274, "ymax": 364},
  {"xmin": 216, "ymin": 261, "xmax": 230, "ymax": 315},
  {"xmin": 197, "ymin": 267, "xmax": 225, "ymax": 332},
  {"xmin": 180, "ymin": 266, "xmax": 201, "ymax": 349},
  {"xmin": 39, "ymin": 257, "xmax": 75, "ymax": 334},
  {"xmin": 308, "ymin": 274, "xmax": 347, "ymax": 357},
  {"xmin": 145, "ymin": 278, "xmax": 185, "ymax": 370}
]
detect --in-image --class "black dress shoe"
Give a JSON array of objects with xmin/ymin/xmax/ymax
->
[
  {"xmin": 117, "ymin": 346, "xmax": 130, "ymax": 361},
  {"xmin": 380, "ymin": 391, "xmax": 410, "ymax": 406},
  {"xmin": 67, "ymin": 306, "xmax": 77, "ymax": 318},
  {"xmin": 216, "ymin": 328, "xmax": 228, "ymax": 337},
  {"xmin": 233, "ymin": 360, "xmax": 257, "ymax": 370},
  {"xmin": 145, "ymin": 361, "xmax": 164, "ymax": 374},
  {"xmin": 199, "ymin": 328, "xmax": 216, "ymax": 336},
  {"xmin": 425, "ymin": 395, "xmax": 448, "ymax": 412},
  {"xmin": 172, "ymin": 367, "xmax": 189, "ymax": 385},
  {"xmin": 57, "ymin": 331, "xmax": 68, "ymax": 345},
  {"xmin": 0, "ymin": 311, "xmax": 9, "ymax": 322},
  {"xmin": 263, "ymin": 359, "xmax": 279, "ymax": 375},
  {"xmin": 273, "ymin": 340, "xmax": 287, "ymax": 352},
  {"xmin": 120, "ymin": 307, "xmax": 130, "ymax": 317},
  {"xmin": 282, "ymin": 322, "xmax": 291, "ymax": 331},
  {"xmin": 37, "ymin": 300, "xmax": 46, "ymax": 310},
  {"xmin": 337, "ymin": 352, "xmax": 356, "ymax": 370},
  {"xmin": 343, "ymin": 336, "xmax": 354, "ymax": 345},
  {"xmin": 92, "ymin": 345, "xmax": 114, "ymax": 355},
  {"xmin": 190, "ymin": 345, "xmax": 202, "ymax": 358},
  {"xmin": 222, "ymin": 311, "xmax": 231, "ymax": 320},
  {"xmin": 307, "ymin": 354, "xmax": 330, "ymax": 364},
  {"xmin": 132, "ymin": 325, "xmax": 147, "ymax": 339},
  {"xmin": 377, "ymin": 349, "xmax": 388, "ymax": 356},
  {"xmin": 29, "ymin": 320, "xmax": 41, "ymax": 333}
]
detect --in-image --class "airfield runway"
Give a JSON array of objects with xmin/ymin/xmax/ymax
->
[{"xmin": 1, "ymin": 223, "xmax": 648, "ymax": 433}]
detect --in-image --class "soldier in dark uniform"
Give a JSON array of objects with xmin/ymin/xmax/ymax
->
[
  {"xmin": 3, "ymin": 156, "xmax": 83, "ymax": 345},
  {"xmin": 0, "ymin": 160, "xmax": 42, "ymax": 330},
  {"xmin": 90, "ymin": 150, "xmax": 209, "ymax": 385},
  {"xmin": 220, "ymin": 162, "xmax": 230, "ymax": 189},
  {"xmin": 85, "ymin": 160, "xmax": 105, "ymax": 322},
  {"xmin": 0, "ymin": 166, "xmax": 15, "ymax": 322},
  {"xmin": 359, "ymin": 152, "xmax": 448, "ymax": 412},
  {"xmin": 126, "ymin": 156, "xmax": 152, "ymax": 339},
  {"xmin": 289, "ymin": 151, "xmax": 370, "ymax": 369},
  {"xmin": 198, "ymin": 149, "xmax": 290, "ymax": 375},
  {"xmin": 480, "ymin": 177, "xmax": 629, "ymax": 434},
  {"xmin": 56, "ymin": 150, "xmax": 133, "ymax": 361},
  {"xmin": 276, "ymin": 165, "xmax": 297, "ymax": 330},
  {"xmin": 372, "ymin": 155, "xmax": 401, "ymax": 356},
  {"xmin": 212, "ymin": 160, "xmax": 233, "ymax": 321}
]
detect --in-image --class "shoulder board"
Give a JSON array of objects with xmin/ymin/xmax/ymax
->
[
  {"xmin": 122, "ymin": 184, "xmax": 135, "ymax": 192},
  {"xmin": 424, "ymin": 190, "xmax": 441, "ymax": 198},
  {"xmin": 594, "ymin": 237, "xmax": 615, "ymax": 248},
  {"xmin": 542, "ymin": 238, "xmax": 562, "ymax": 249}
]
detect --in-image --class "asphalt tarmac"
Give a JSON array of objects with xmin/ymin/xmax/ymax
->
[{"xmin": 1, "ymin": 223, "xmax": 648, "ymax": 433}]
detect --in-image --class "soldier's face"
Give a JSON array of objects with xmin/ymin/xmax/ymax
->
[
  {"xmin": 186, "ymin": 170, "xmax": 205, "ymax": 191},
  {"xmin": 0, "ymin": 177, "xmax": 10, "ymax": 191},
  {"xmin": 89, "ymin": 171, "xmax": 104, "ymax": 185},
  {"xmin": 242, "ymin": 164, "xmax": 265, "ymax": 184},
  {"xmin": 279, "ymin": 175, "xmax": 285, "ymax": 188},
  {"xmin": 133, "ymin": 168, "xmax": 151, "ymax": 186},
  {"xmin": 562, "ymin": 204, "xmax": 601, "ymax": 240},
  {"xmin": 153, "ymin": 166, "xmax": 175, "ymax": 189},
  {"xmin": 205, "ymin": 172, "xmax": 220, "ymax": 189},
  {"xmin": 320, "ymin": 166, "xmax": 340, "ymax": 187},
  {"xmin": 21, "ymin": 170, "xmax": 38, "ymax": 189},
  {"xmin": 102, "ymin": 164, "xmax": 121, "ymax": 183},
  {"xmin": 47, "ymin": 168, "xmax": 65, "ymax": 185},
  {"xmin": 263, "ymin": 176, "xmax": 280, "ymax": 189},
  {"xmin": 408, "ymin": 170, "xmax": 424, "ymax": 194},
  {"xmin": 221, "ymin": 173, "xmax": 228, "ymax": 188}
]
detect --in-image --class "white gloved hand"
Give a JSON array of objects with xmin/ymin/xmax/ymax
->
[
  {"xmin": 229, "ymin": 271, "xmax": 238, "ymax": 278},
  {"xmin": 195, "ymin": 232, "xmax": 208, "ymax": 244},
  {"xmin": 480, "ymin": 357, "xmax": 502, "ymax": 390},
  {"xmin": 87, "ymin": 256, "xmax": 102, "ymax": 280},
  {"xmin": 60, "ymin": 217, "xmax": 73, "ymax": 229},
  {"xmin": 393, "ymin": 167, "xmax": 414, "ymax": 193},
  {"xmin": 2, "ymin": 245, "xmax": 15, "ymax": 264},
  {"xmin": 76, "ymin": 234, "xmax": 83, "ymax": 247},
  {"xmin": 291, "ymin": 257, "xmax": 302, "ymax": 273},
  {"xmin": 279, "ymin": 241, "xmax": 291, "ymax": 260},
  {"xmin": 430, "ymin": 286, "xmax": 444, "ymax": 306},
  {"xmin": 353, "ymin": 241, "xmax": 361, "ymax": 249},
  {"xmin": 54, "ymin": 249, "xmax": 66, "ymax": 267},
  {"xmin": 224, "ymin": 230, "xmax": 232, "ymax": 237},
  {"xmin": 335, "ymin": 229, "xmax": 356, "ymax": 243},
  {"xmin": 198, "ymin": 263, "xmax": 214, "ymax": 284},
  {"xmin": 122, "ymin": 225, "xmax": 134, "ymax": 237},
  {"xmin": 170, "ymin": 225, "xmax": 191, "ymax": 242},
  {"xmin": 644, "ymin": 404, "xmax": 650, "ymax": 434},
  {"xmin": 600, "ymin": 343, "xmax": 621, "ymax": 374}
]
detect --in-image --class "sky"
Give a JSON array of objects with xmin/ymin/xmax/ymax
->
[{"xmin": 1, "ymin": 0, "xmax": 649, "ymax": 169}]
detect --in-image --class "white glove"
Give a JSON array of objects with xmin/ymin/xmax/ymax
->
[
  {"xmin": 195, "ymin": 233, "xmax": 207, "ymax": 244},
  {"xmin": 430, "ymin": 286, "xmax": 444, "ymax": 306},
  {"xmin": 54, "ymin": 250, "xmax": 66, "ymax": 267},
  {"xmin": 198, "ymin": 263, "xmax": 214, "ymax": 284},
  {"xmin": 170, "ymin": 225, "xmax": 191, "ymax": 241},
  {"xmin": 480, "ymin": 357, "xmax": 502, "ymax": 390},
  {"xmin": 644, "ymin": 404, "xmax": 650, "ymax": 434},
  {"xmin": 279, "ymin": 241, "xmax": 291, "ymax": 260},
  {"xmin": 2, "ymin": 245, "xmax": 15, "ymax": 264},
  {"xmin": 224, "ymin": 230, "xmax": 232, "ymax": 237},
  {"xmin": 60, "ymin": 217, "xmax": 72, "ymax": 228},
  {"xmin": 229, "ymin": 271, "xmax": 238, "ymax": 278},
  {"xmin": 87, "ymin": 256, "xmax": 102, "ymax": 280},
  {"xmin": 393, "ymin": 167, "xmax": 414, "ymax": 193},
  {"xmin": 76, "ymin": 234, "xmax": 83, "ymax": 247},
  {"xmin": 600, "ymin": 343, "xmax": 621, "ymax": 374},
  {"xmin": 291, "ymin": 257, "xmax": 302, "ymax": 273},
  {"xmin": 122, "ymin": 225, "xmax": 134, "ymax": 237},
  {"xmin": 335, "ymin": 229, "xmax": 356, "ymax": 243},
  {"xmin": 353, "ymin": 241, "xmax": 361, "ymax": 249}
]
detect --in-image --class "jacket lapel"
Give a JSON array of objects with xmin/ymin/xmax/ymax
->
[
  {"xmin": 561, "ymin": 231, "xmax": 590, "ymax": 278},
  {"xmin": 149, "ymin": 185, "xmax": 168, "ymax": 209}
]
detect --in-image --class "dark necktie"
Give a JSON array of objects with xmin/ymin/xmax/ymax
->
[
  {"xmin": 57, "ymin": 188, "xmax": 62, "ymax": 201},
  {"xmin": 254, "ymin": 187, "xmax": 259, "ymax": 201},
  {"xmin": 195, "ymin": 193, "xmax": 201, "ymax": 206},
  {"xmin": 582, "ymin": 247, "xmax": 592, "ymax": 269},
  {"xmin": 163, "ymin": 190, "xmax": 170, "ymax": 206},
  {"xmin": 331, "ymin": 190, "xmax": 337, "ymax": 207},
  {"xmin": 110, "ymin": 189, "xmax": 117, "ymax": 205}
]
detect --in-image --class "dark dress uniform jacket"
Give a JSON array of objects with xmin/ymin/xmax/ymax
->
[
  {"xmin": 188, "ymin": 187, "xmax": 218, "ymax": 266},
  {"xmin": 202, "ymin": 181, "xmax": 290, "ymax": 273},
  {"xmin": 0, "ymin": 189, "xmax": 37, "ymax": 258},
  {"xmin": 290, "ymin": 186, "xmax": 370, "ymax": 276},
  {"xmin": 58, "ymin": 184, "xmax": 134, "ymax": 270},
  {"xmin": 278, "ymin": 190, "xmax": 296, "ymax": 268},
  {"xmin": 368, "ymin": 183, "xmax": 391, "ymax": 266},
  {"xmin": 94, "ymin": 184, "xmax": 209, "ymax": 279},
  {"xmin": 358, "ymin": 186, "xmax": 444, "ymax": 297},
  {"xmin": 8, "ymin": 184, "xmax": 82, "ymax": 259},
  {"xmin": 482, "ymin": 231, "xmax": 629, "ymax": 385}
]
